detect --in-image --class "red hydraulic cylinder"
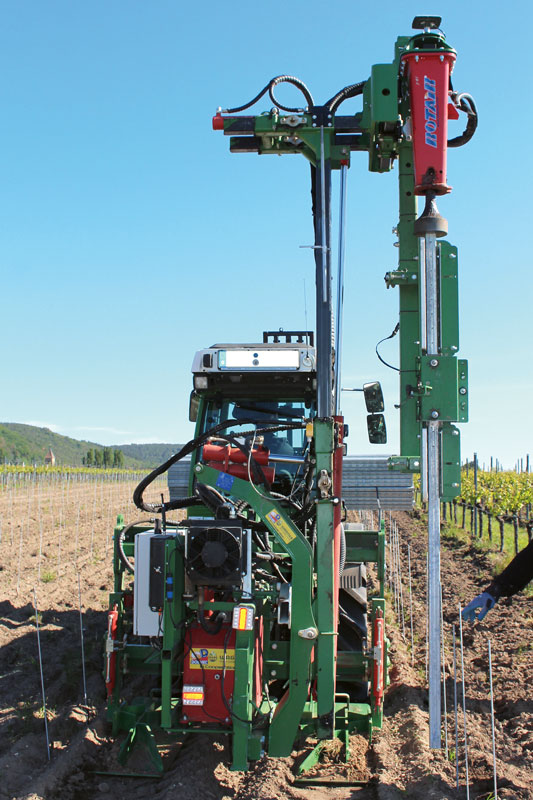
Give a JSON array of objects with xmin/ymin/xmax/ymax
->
[
  {"xmin": 372, "ymin": 609, "xmax": 385, "ymax": 708},
  {"xmin": 401, "ymin": 50, "xmax": 456, "ymax": 195},
  {"xmin": 206, "ymin": 460, "xmax": 276, "ymax": 485},
  {"xmin": 105, "ymin": 605, "xmax": 119, "ymax": 697},
  {"xmin": 202, "ymin": 443, "xmax": 270, "ymax": 467}
]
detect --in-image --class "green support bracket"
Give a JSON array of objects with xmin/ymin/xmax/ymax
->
[
  {"xmin": 313, "ymin": 419, "xmax": 336, "ymax": 738},
  {"xmin": 419, "ymin": 355, "xmax": 462, "ymax": 421},
  {"xmin": 360, "ymin": 62, "xmax": 401, "ymax": 173},
  {"xmin": 439, "ymin": 241, "xmax": 459, "ymax": 355},
  {"xmin": 441, "ymin": 422, "xmax": 462, "ymax": 501},
  {"xmin": 231, "ymin": 627, "xmax": 255, "ymax": 771},
  {"xmin": 161, "ymin": 538, "xmax": 184, "ymax": 730},
  {"xmin": 193, "ymin": 463, "xmax": 316, "ymax": 758}
]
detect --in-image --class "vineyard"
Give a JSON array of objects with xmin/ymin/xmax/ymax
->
[
  {"xmin": 0, "ymin": 467, "xmax": 532, "ymax": 798},
  {"xmin": 442, "ymin": 469, "xmax": 533, "ymax": 558}
]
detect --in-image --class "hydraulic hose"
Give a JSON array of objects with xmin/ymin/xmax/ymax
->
[
  {"xmin": 223, "ymin": 75, "xmax": 314, "ymax": 114},
  {"xmin": 133, "ymin": 418, "xmax": 306, "ymax": 514},
  {"xmin": 325, "ymin": 81, "xmax": 366, "ymax": 113},
  {"xmin": 448, "ymin": 92, "xmax": 478, "ymax": 148},
  {"xmin": 339, "ymin": 522, "xmax": 346, "ymax": 576},
  {"xmin": 117, "ymin": 519, "xmax": 153, "ymax": 574}
]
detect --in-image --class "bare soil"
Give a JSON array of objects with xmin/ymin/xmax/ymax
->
[{"xmin": 1, "ymin": 481, "xmax": 531, "ymax": 799}]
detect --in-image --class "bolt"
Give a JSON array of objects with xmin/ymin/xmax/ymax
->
[
  {"xmin": 459, "ymin": 387, "xmax": 467, "ymax": 395},
  {"xmin": 430, "ymin": 359, "xmax": 439, "ymax": 368},
  {"xmin": 271, "ymin": 670, "xmax": 277, "ymax": 677},
  {"xmin": 182, "ymin": 715, "xmax": 188, "ymax": 721},
  {"xmin": 271, "ymin": 642, "xmax": 277, "ymax": 650},
  {"xmin": 430, "ymin": 410, "xmax": 439, "ymax": 419},
  {"xmin": 194, "ymin": 464, "xmax": 202, "ymax": 473},
  {"xmin": 214, "ymin": 673, "xmax": 220, "ymax": 680},
  {"xmin": 413, "ymin": 460, "xmax": 420, "ymax": 468},
  {"xmin": 392, "ymin": 226, "xmax": 398, "ymax": 235},
  {"xmin": 411, "ymin": 274, "xmax": 417, "ymax": 280}
]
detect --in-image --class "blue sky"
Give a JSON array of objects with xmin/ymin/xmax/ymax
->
[{"xmin": 1, "ymin": 1, "xmax": 531, "ymax": 470}]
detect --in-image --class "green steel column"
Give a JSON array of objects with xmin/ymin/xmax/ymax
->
[
  {"xmin": 193, "ymin": 464, "xmax": 316, "ymax": 757},
  {"xmin": 314, "ymin": 418, "xmax": 336, "ymax": 737},
  {"xmin": 397, "ymin": 141, "xmax": 421, "ymax": 460},
  {"xmin": 161, "ymin": 538, "xmax": 184, "ymax": 729},
  {"xmin": 231, "ymin": 628, "xmax": 255, "ymax": 771}
]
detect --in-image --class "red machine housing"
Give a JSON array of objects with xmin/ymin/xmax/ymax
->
[
  {"xmin": 181, "ymin": 624, "xmax": 236, "ymax": 725},
  {"xmin": 402, "ymin": 50, "xmax": 456, "ymax": 195},
  {"xmin": 202, "ymin": 443, "xmax": 275, "ymax": 485},
  {"xmin": 105, "ymin": 605, "xmax": 119, "ymax": 697}
]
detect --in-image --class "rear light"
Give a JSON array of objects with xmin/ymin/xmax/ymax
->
[
  {"xmin": 182, "ymin": 685, "xmax": 205, "ymax": 706},
  {"xmin": 232, "ymin": 604, "xmax": 255, "ymax": 631}
]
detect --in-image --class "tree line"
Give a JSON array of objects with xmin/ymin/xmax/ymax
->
[{"xmin": 82, "ymin": 448, "xmax": 124, "ymax": 468}]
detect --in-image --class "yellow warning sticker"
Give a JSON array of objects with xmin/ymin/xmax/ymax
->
[
  {"xmin": 266, "ymin": 509, "xmax": 297, "ymax": 544},
  {"xmin": 190, "ymin": 647, "xmax": 235, "ymax": 670}
]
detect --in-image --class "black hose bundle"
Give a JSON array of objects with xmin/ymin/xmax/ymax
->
[
  {"xmin": 448, "ymin": 92, "xmax": 478, "ymax": 148},
  {"xmin": 222, "ymin": 75, "xmax": 367, "ymax": 116},
  {"xmin": 133, "ymin": 418, "xmax": 306, "ymax": 514},
  {"xmin": 325, "ymin": 81, "xmax": 366, "ymax": 113},
  {"xmin": 223, "ymin": 75, "xmax": 315, "ymax": 114}
]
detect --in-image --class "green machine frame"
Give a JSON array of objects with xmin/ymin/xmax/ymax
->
[{"xmin": 105, "ymin": 17, "xmax": 472, "ymax": 773}]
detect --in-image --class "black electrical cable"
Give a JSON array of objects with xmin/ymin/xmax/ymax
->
[
  {"xmin": 375, "ymin": 323, "xmax": 400, "ymax": 372},
  {"xmin": 224, "ymin": 75, "xmax": 314, "ymax": 114},
  {"xmin": 183, "ymin": 627, "xmax": 227, "ymax": 724},
  {"xmin": 133, "ymin": 416, "xmax": 266, "ymax": 513},
  {"xmin": 448, "ymin": 92, "xmax": 478, "ymax": 148},
  {"xmin": 214, "ymin": 432, "xmax": 268, "ymax": 485},
  {"xmin": 198, "ymin": 609, "xmax": 225, "ymax": 636},
  {"xmin": 117, "ymin": 518, "xmax": 154, "ymax": 574},
  {"xmin": 325, "ymin": 81, "xmax": 366, "ymax": 113},
  {"xmin": 375, "ymin": 322, "xmax": 418, "ymax": 374}
]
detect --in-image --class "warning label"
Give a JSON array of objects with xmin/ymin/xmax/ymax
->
[
  {"xmin": 189, "ymin": 647, "xmax": 235, "ymax": 670},
  {"xmin": 265, "ymin": 509, "xmax": 297, "ymax": 544}
]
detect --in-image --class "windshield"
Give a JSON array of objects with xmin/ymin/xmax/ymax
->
[{"xmin": 202, "ymin": 399, "xmax": 312, "ymax": 457}]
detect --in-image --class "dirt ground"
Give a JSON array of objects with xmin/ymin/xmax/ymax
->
[{"xmin": 1, "ymin": 480, "xmax": 532, "ymax": 800}]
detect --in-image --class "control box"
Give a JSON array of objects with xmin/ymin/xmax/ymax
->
[{"xmin": 134, "ymin": 531, "xmax": 177, "ymax": 636}]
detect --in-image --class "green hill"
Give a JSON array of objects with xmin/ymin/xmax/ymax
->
[
  {"xmin": 117, "ymin": 443, "xmax": 182, "ymax": 465},
  {"xmin": 0, "ymin": 423, "xmax": 181, "ymax": 469}
]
